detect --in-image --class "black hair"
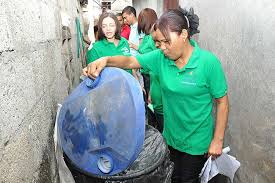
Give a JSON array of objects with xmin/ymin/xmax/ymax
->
[
  {"xmin": 155, "ymin": 7, "xmax": 199, "ymax": 41},
  {"xmin": 116, "ymin": 12, "xmax": 122, "ymax": 17},
  {"xmin": 94, "ymin": 25, "xmax": 98, "ymax": 33},
  {"xmin": 122, "ymin": 6, "xmax": 136, "ymax": 17}
]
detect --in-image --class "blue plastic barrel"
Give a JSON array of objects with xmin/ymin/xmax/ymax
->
[{"xmin": 57, "ymin": 67, "xmax": 145, "ymax": 176}]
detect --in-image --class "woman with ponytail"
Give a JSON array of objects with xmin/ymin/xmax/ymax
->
[{"xmin": 83, "ymin": 7, "xmax": 229, "ymax": 183}]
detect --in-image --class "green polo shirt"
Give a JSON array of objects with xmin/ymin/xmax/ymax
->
[
  {"xmin": 86, "ymin": 37, "xmax": 132, "ymax": 73},
  {"xmin": 138, "ymin": 34, "xmax": 163, "ymax": 114},
  {"xmin": 138, "ymin": 34, "xmax": 157, "ymax": 54},
  {"xmin": 136, "ymin": 40, "xmax": 227, "ymax": 155}
]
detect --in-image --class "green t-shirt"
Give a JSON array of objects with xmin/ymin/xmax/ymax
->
[
  {"xmin": 136, "ymin": 40, "xmax": 228, "ymax": 155},
  {"xmin": 138, "ymin": 34, "xmax": 163, "ymax": 114},
  {"xmin": 86, "ymin": 37, "xmax": 132, "ymax": 73},
  {"xmin": 138, "ymin": 34, "xmax": 157, "ymax": 54}
]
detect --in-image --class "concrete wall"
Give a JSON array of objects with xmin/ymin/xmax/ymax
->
[
  {"xmin": 112, "ymin": 0, "xmax": 132, "ymax": 13},
  {"xmin": 179, "ymin": 0, "xmax": 275, "ymax": 182},
  {"xmin": 133, "ymin": 0, "xmax": 163, "ymax": 17},
  {"xmin": 0, "ymin": 0, "xmax": 84, "ymax": 182}
]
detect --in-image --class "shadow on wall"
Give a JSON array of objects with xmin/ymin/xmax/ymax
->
[
  {"xmin": 37, "ymin": 109, "xmax": 59, "ymax": 183},
  {"xmin": 61, "ymin": 8, "xmax": 88, "ymax": 94},
  {"xmin": 61, "ymin": 22, "xmax": 88, "ymax": 94},
  {"xmin": 62, "ymin": 26, "xmax": 74, "ymax": 94}
]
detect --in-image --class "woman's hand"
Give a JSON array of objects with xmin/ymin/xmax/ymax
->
[
  {"xmin": 207, "ymin": 137, "xmax": 223, "ymax": 159},
  {"xmin": 83, "ymin": 57, "xmax": 108, "ymax": 79},
  {"xmin": 128, "ymin": 41, "xmax": 138, "ymax": 50}
]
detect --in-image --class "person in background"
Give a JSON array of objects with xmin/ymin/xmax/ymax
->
[
  {"xmin": 83, "ymin": 7, "xmax": 229, "ymax": 183},
  {"xmin": 116, "ymin": 13, "xmax": 131, "ymax": 40},
  {"xmin": 122, "ymin": 6, "xmax": 139, "ymax": 56},
  {"xmin": 133, "ymin": 8, "xmax": 163, "ymax": 132},
  {"xmin": 137, "ymin": 9, "xmax": 158, "ymax": 54},
  {"xmin": 86, "ymin": 12, "xmax": 133, "ymax": 74},
  {"xmin": 122, "ymin": 6, "xmax": 144, "ymax": 94}
]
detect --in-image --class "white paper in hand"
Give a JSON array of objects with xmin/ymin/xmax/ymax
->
[{"xmin": 199, "ymin": 147, "xmax": 241, "ymax": 183}]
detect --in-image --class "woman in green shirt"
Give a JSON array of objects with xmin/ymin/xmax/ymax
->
[
  {"xmin": 86, "ymin": 12, "xmax": 134, "ymax": 74},
  {"xmin": 84, "ymin": 8, "xmax": 229, "ymax": 183},
  {"xmin": 130, "ymin": 8, "xmax": 164, "ymax": 132}
]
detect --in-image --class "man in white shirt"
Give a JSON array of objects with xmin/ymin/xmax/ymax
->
[
  {"xmin": 122, "ymin": 6, "xmax": 139, "ymax": 56},
  {"xmin": 122, "ymin": 6, "xmax": 144, "ymax": 91}
]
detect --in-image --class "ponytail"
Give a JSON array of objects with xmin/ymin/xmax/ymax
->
[
  {"xmin": 178, "ymin": 7, "xmax": 200, "ymax": 37},
  {"xmin": 156, "ymin": 7, "xmax": 200, "ymax": 41}
]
